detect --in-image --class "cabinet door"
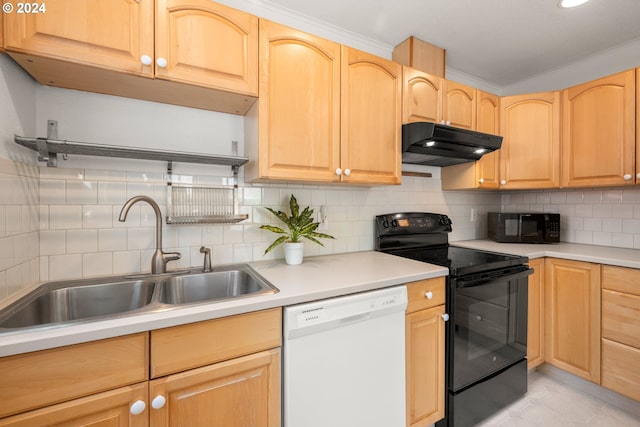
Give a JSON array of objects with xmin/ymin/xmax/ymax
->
[
  {"xmin": 250, "ymin": 20, "xmax": 341, "ymax": 183},
  {"xmin": 442, "ymin": 80, "xmax": 476, "ymax": 130},
  {"xmin": 406, "ymin": 305, "xmax": 446, "ymax": 427},
  {"xmin": 475, "ymin": 90, "xmax": 500, "ymax": 189},
  {"xmin": 402, "ymin": 66, "xmax": 442, "ymax": 123},
  {"xmin": 149, "ymin": 349, "xmax": 280, "ymax": 427},
  {"xmin": 500, "ymin": 91, "xmax": 561, "ymax": 189},
  {"xmin": 155, "ymin": 0, "xmax": 258, "ymax": 95},
  {"xmin": 4, "ymin": 0, "xmax": 154, "ymax": 76},
  {"xmin": 637, "ymin": 68, "xmax": 640, "ymax": 185},
  {"xmin": 0, "ymin": 384, "xmax": 148, "ymax": 427},
  {"xmin": 544, "ymin": 258, "xmax": 600, "ymax": 383},
  {"xmin": 562, "ymin": 69, "xmax": 635, "ymax": 187},
  {"xmin": 527, "ymin": 258, "xmax": 545, "ymax": 370},
  {"xmin": 341, "ymin": 46, "xmax": 402, "ymax": 184}
]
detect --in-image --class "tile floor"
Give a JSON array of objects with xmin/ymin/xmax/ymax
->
[{"xmin": 478, "ymin": 367, "xmax": 640, "ymax": 426}]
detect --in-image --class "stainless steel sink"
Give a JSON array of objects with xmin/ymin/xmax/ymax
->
[
  {"xmin": 160, "ymin": 265, "xmax": 278, "ymax": 305},
  {"xmin": 0, "ymin": 280, "xmax": 156, "ymax": 329},
  {"xmin": 0, "ymin": 264, "xmax": 279, "ymax": 333}
]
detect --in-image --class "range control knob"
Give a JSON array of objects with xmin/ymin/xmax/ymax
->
[
  {"xmin": 391, "ymin": 219, "xmax": 399, "ymax": 228},
  {"xmin": 382, "ymin": 218, "xmax": 390, "ymax": 228}
]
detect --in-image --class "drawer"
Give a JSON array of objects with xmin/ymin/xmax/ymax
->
[
  {"xmin": 0, "ymin": 333, "xmax": 148, "ymax": 418},
  {"xmin": 602, "ymin": 338, "xmax": 640, "ymax": 402},
  {"xmin": 151, "ymin": 308, "xmax": 281, "ymax": 378},
  {"xmin": 602, "ymin": 265, "xmax": 640, "ymax": 296},
  {"xmin": 406, "ymin": 277, "xmax": 446, "ymax": 314},
  {"xmin": 602, "ymin": 289, "xmax": 640, "ymax": 348}
]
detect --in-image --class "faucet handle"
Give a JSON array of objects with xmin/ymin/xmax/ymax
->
[
  {"xmin": 200, "ymin": 246, "xmax": 212, "ymax": 272},
  {"xmin": 163, "ymin": 251, "xmax": 181, "ymax": 262}
]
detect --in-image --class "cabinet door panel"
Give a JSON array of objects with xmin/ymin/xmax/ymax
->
[
  {"xmin": 562, "ymin": 69, "xmax": 635, "ymax": 187},
  {"xmin": 0, "ymin": 384, "xmax": 148, "ymax": 427},
  {"xmin": 406, "ymin": 305, "xmax": 445, "ymax": 427},
  {"xmin": 443, "ymin": 81, "xmax": 476, "ymax": 130},
  {"xmin": 544, "ymin": 258, "xmax": 600, "ymax": 382},
  {"xmin": 500, "ymin": 92, "xmax": 561, "ymax": 189},
  {"xmin": 403, "ymin": 66, "xmax": 442, "ymax": 123},
  {"xmin": 4, "ymin": 0, "xmax": 154, "ymax": 76},
  {"xmin": 601, "ymin": 338, "xmax": 640, "ymax": 402},
  {"xmin": 475, "ymin": 90, "xmax": 500, "ymax": 189},
  {"xmin": 150, "ymin": 349, "xmax": 280, "ymax": 427},
  {"xmin": 341, "ymin": 47, "xmax": 401, "ymax": 184},
  {"xmin": 527, "ymin": 258, "xmax": 544, "ymax": 369},
  {"xmin": 253, "ymin": 20, "xmax": 341, "ymax": 182},
  {"xmin": 156, "ymin": 0, "xmax": 258, "ymax": 94}
]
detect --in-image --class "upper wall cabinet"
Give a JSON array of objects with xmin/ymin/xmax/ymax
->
[
  {"xmin": 340, "ymin": 46, "xmax": 401, "ymax": 185},
  {"xmin": 499, "ymin": 91, "xmax": 561, "ymax": 189},
  {"xmin": 442, "ymin": 80, "xmax": 476, "ymax": 130},
  {"xmin": 561, "ymin": 69, "xmax": 636, "ymax": 188},
  {"xmin": 245, "ymin": 20, "xmax": 341, "ymax": 183},
  {"xmin": 3, "ymin": 0, "xmax": 258, "ymax": 114},
  {"xmin": 245, "ymin": 21, "xmax": 401, "ymax": 185},
  {"xmin": 4, "ymin": 0, "xmax": 155, "ymax": 75},
  {"xmin": 441, "ymin": 90, "xmax": 500, "ymax": 190},
  {"xmin": 402, "ymin": 66, "xmax": 442, "ymax": 124},
  {"xmin": 155, "ymin": 0, "xmax": 258, "ymax": 95}
]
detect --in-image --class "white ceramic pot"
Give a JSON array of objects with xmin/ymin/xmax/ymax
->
[{"xmin": 284, "ymin": 242, "xmax": 304, "ymax": 265}]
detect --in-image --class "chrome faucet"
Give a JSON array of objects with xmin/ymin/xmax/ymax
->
[
  {"xmin": 200, "ymin": 246, "xmax": 212, "ymax": 272},
  {"xmin": 119, "ymin": 195, "xmax": 181, "ymax": 274}
]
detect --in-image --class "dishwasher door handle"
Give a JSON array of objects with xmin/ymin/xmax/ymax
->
[{"xmin": 339, "ymin": 312, "xmax": 372, "ymax": 326}]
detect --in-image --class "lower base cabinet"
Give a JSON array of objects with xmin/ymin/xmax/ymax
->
[
  {"xmin": 601, "ymin": 265, "xmax": 640, "ymax": 401},
  {"xmin": 527, "ymin": 258, "xmax": 545, "ymax": 370},
  {"xmin": 405, "ymin": 278, "xmax": 446, "ymax": 427},
  {"xmin": 0, "ymin": 308, "xmax": 282, "ymax": 427}
]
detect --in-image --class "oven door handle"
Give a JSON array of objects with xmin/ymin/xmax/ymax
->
[{"xmin": 453, "ymin": 267, "xmax": 533, "ymax": 288}]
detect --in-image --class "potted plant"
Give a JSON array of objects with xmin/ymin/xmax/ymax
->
[{"xmin": 260, "ymin": 194, "xmax": 335, "ymax": 265}]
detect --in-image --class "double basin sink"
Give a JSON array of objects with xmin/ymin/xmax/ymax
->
[{"xmin": 0, "ymin": 264, "xmax": 279, "ymax": 332}]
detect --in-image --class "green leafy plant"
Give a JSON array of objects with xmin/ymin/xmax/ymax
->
[{"xmin": 260, "ymin": 194, "xmax": 335, "ymax": 254}]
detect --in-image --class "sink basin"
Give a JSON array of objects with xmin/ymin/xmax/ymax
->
[
  {"xmin": 160, "ymin": 265, "xmax": 278, "ymax": 305},
  {"xmin": 0, "ymin": 280, "xmax": 156, "ymax": 329}
]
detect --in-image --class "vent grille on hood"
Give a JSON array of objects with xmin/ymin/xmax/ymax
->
[{"xmin": 402, "ymin": 122, "xmax": 503, "ymax": 167}]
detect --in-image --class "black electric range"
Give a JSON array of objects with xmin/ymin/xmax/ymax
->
[{"xmin": 375, "ymin": 212, "xmax": 532, "ymax": 427}]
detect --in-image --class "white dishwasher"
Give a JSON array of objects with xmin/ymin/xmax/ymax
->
[{"xmin": 283, "ymin": 285, "xmax": 407, "ymax": 427}]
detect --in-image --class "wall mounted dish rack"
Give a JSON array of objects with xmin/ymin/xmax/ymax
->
[{"xmin": 15, "ymin": 120, "xmax": 250, "ymax": 224}]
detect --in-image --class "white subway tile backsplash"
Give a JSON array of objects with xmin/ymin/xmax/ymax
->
[
  {"xmin": 82, "ymin": 252, "xmax": 113, "ymax": 277},
  {"xmin": 66, "ymin": 180, "xmax": 97, "ymax": 204},
  {"xmin": 83, "ymin": 205, "xmax": 113, "ymax": 228},
  {"xmin": 49, "ymin": 205, "xmax": 82, "ymax": 229},
  {"xmin": 67, "ymin": 229, "xmax": 98, "ymax": 254},
  {"xmin": 179, "ymin": 227, "xmax": 202, "ymax": 247},
  {"xmin": 49, "ymin": 254, "xmax": 83, "ymax": 280},
  {"xmin": 126, "ymin": 227, "xmax": 155, "ymax": 250},
  {"xmin": 5, "ymin": 206, "xmax": 22, "ymax": 236},
  {"xmin": 223, "ymin": 225, "xmax": 244, "ymax": 245},
  {"xmin": 98, "ymin": 229, "xmax": 127, "ymax": 252},
  {"xmin": 40, "ymin": 230, "xmax": 66, "ymax": 255},
  {"xmin": 39, "ymin": 179, "xmax": 66, "ymax": 204},
  {"xmin": 113, "ymin": 251, "xmax": 141, "ymax": 275},
  {"xmin": 623, "ymin": 219, "xmax": 640, "ymax": 234},
  {"xmin": 98, "ymin": 181, "xmax": 127, "ymax": 205}
]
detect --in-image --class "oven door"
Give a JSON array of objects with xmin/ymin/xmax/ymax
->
[{"xmin": 448, "ymin": 266, "xmax": 532, "ymax": 392}]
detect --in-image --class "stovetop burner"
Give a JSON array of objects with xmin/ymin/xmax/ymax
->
[{"xmin": 375, "ymin": 212, "xmax": 529, "ymax": 276}]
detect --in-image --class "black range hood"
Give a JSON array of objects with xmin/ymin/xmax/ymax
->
[{"xmin": 402, "ymin": 122, "xmax": 503, "ymax": 167}]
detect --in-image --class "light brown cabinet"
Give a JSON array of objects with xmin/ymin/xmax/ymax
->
[
  {"xmin": 499, "ymin": 91, "xmax": 561, "ymax": 189},
  {"xmin": 561, "ymin": 69, "xmax": 636, "ymax": 188},
  {"xmin": 0, "ymin": 309, "xmax": 282, "ymax": 426},
  {"xmin": 442, "ymin": 80, "xmax": 476, "ymax": 130},
  {"xmin": 544, "ymin": 258, "xmax": 600, "ymax": 383},
  {"xmin": 441, "ymin": 90, "xmax": 500, "ymax": 190},
  {"xmin": 246, "ymin": 21, "xmax": 401, "ymax": 185},
  {"xmin": 527, "ymin": 258, "xmax": 545, "ymax": 370},
  {"xmin": 637, "ymin": 68, "xmax": 640, "ymax": 185},
  {"xmin": 402, "ymin": 66, "xmax": 442, "ymax": 124},
  {"xmin": 601, "ymin": 265, "xmax": 640, "ymax": 401},
  {"xmin": 405, "ymin": 278, "xmax": 446, "ymax": 427},
  {"xmin": 3, "ymin": 0, "xmax": 258, "ymax": 114},
  {"xmin": 0, "ymin": 333, "xmax": 149, "ymax": 425}
]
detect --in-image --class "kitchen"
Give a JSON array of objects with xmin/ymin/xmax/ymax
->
[{"xmin": 1, "ymin": 0, "xmax": 640, "ymax": 425}]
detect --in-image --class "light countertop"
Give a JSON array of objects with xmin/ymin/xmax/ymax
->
[
  {"xmin": 0, "ymin": 251, "xmax": 447, "ymax": 357},
  {"xmin": 451, "ymin": 240, "xmax": 640, "ymax": 269}
]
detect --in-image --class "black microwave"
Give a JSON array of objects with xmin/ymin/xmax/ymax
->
[{"xmin": 488, "ymin": 212, "xmax": 560, "ymax": 243}]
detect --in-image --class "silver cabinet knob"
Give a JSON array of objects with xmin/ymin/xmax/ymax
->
[
  {"xmin": 623, "ymin": 174, "xmax": 632, "ymax": 181},
  {"xmin": 335, "ymin": 168, "xmax": 342, "ymax": 176},
  {"xmin": 344, "ymin": 168, "xmax": 351, "ymax": 176},
  {"xmin": 500, "ymin": 179, "xmax": 507, "ymax": 185},
  {"xmin": 425, "ymin": 291, "xmax": 433, "ymax": 299},
  {"xmin": 156, "ymin": 57, "xmax": 168, "ymax": 68},
  {"xmin": 442, "ymin": 313, "xmax": 449, "ymax": 322},
  {"xmin": 478, "ymin": 178, "xmax": 485, "ymax": 184},
  {"xmin": 140, "ymin": 55, "xmax": 152, "ymax": 66}
]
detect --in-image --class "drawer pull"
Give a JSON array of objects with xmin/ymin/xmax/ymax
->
[
  {"xmin": 425, "ymin": 291, "xmax": 433, "ymax": 299},
  {"xmin": 442, "ymin": 313, "xmax": 449, "ymax": 322},
  {"xmin": 130, "ymin": 400, "xmax": 146, "ymax": 415}
]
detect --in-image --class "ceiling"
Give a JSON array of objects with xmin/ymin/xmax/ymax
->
[{"xmin": 260, "ymin": 0, "xmax": 640, "ymax": 89}]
